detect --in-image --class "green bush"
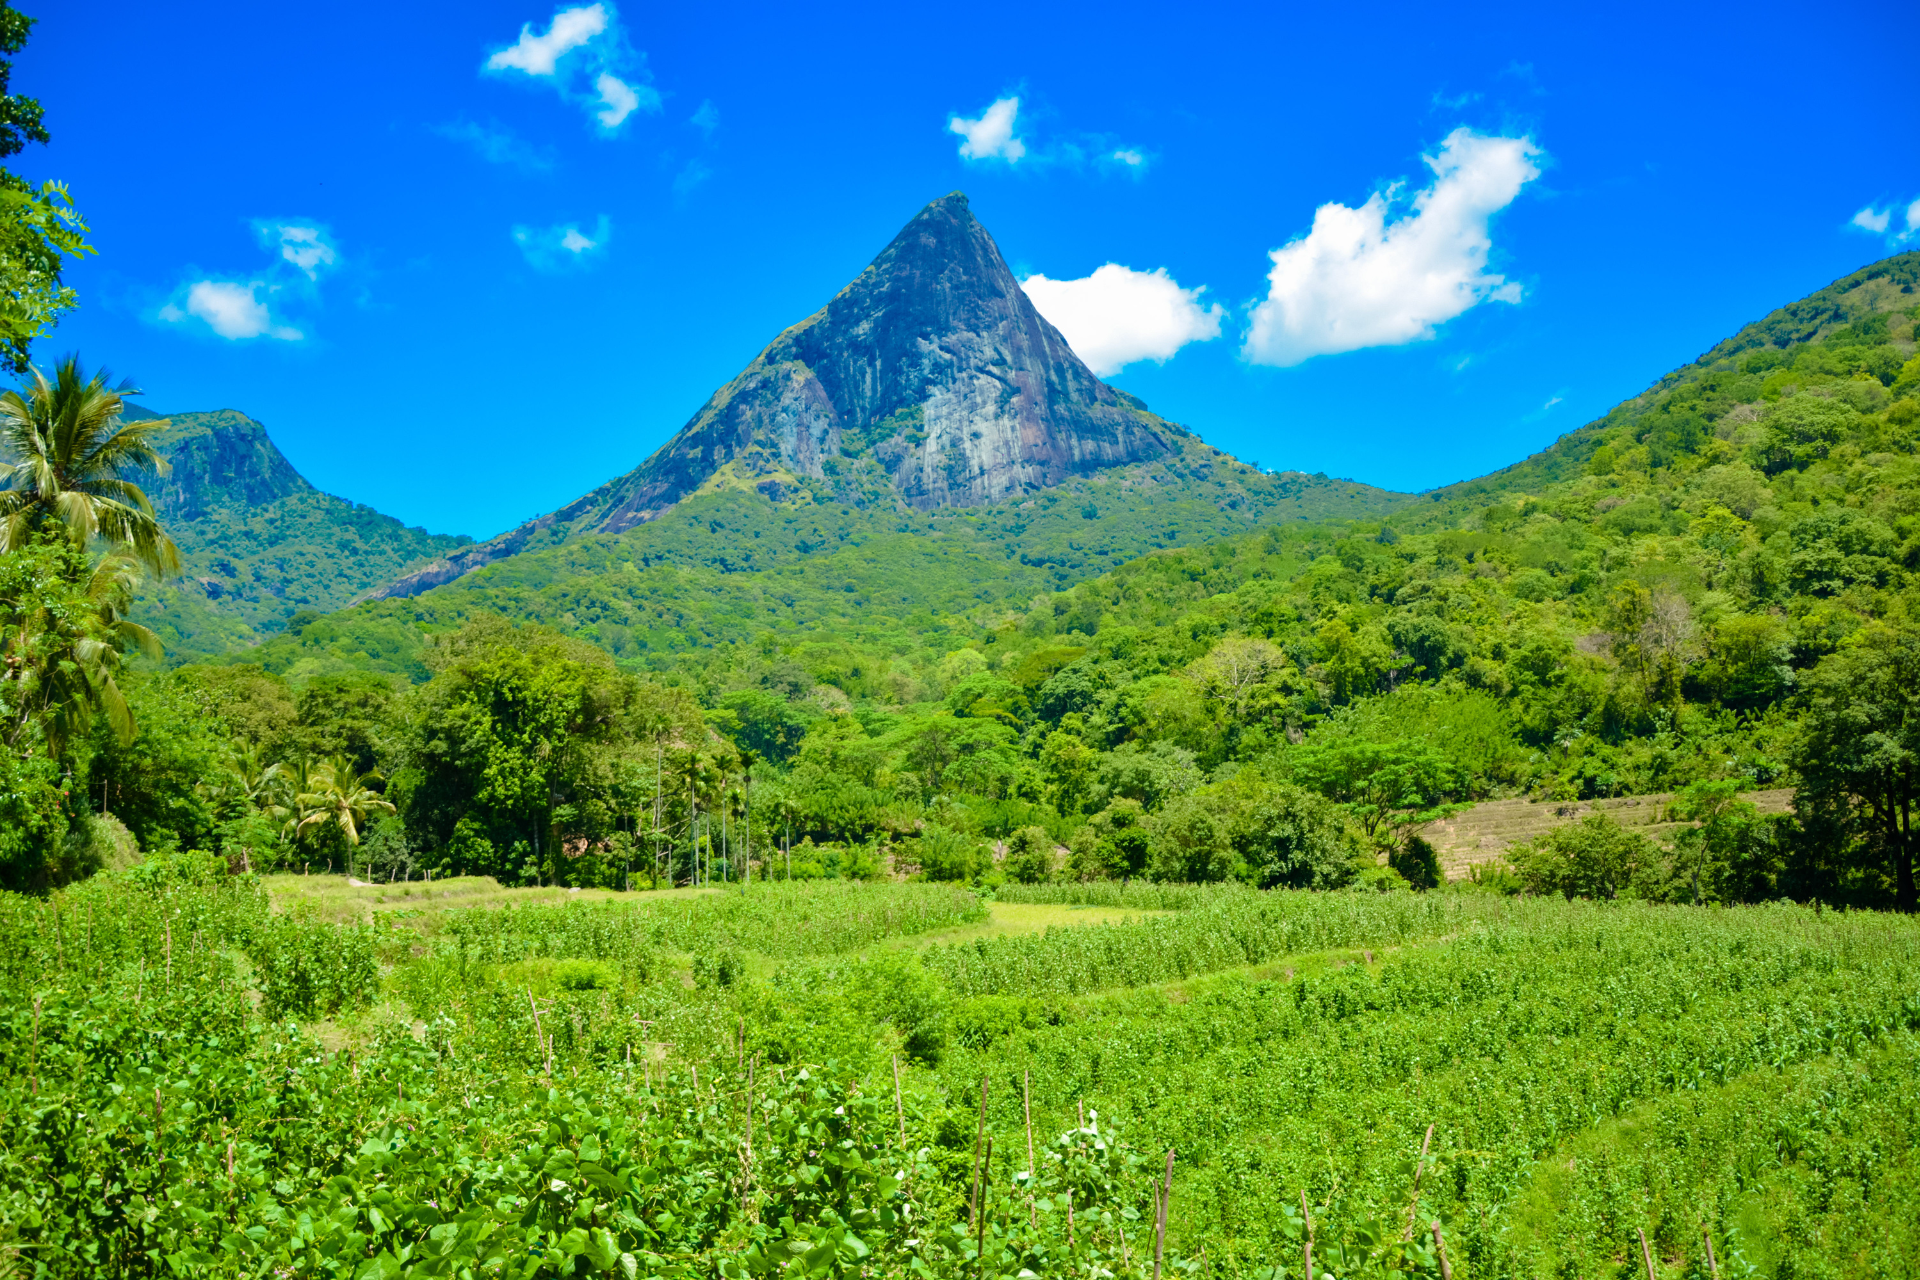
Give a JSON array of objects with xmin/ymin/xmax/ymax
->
[
  {"xmin": 1509, "ymin": 812, "xmax": 1661, "ymax": 900},
  {"xmin": 1389, "ymin": 834, "xmax": 1442, "ymax": 890},
  {"xmin": 913, "ymin": 823, "xmax": 980, "ymax": 881},
  {"xmin": 1004, "ymin": 825, "xmax": 1056, "ymax": 884},
  {"xmin": 250, "ymin": 913, "xmax": 378, "ymax": 1018},
  {"xmin": 692, "ymin": 947, "xmax": 744, "ymax": 988},
  {"xmin": 553, "ymin": 958, "xmax": 619, "ymax": 991}
]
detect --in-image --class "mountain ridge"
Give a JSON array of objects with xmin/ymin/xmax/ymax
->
[
  {"xmin": 369, "ymin": 192, "xmax": 1183, "ymax": 600},
  {"xmin": 108, "ymin": 409, "xmax": 473, "ymax": 659}
]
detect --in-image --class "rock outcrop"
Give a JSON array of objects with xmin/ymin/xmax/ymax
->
[{"xmin": 372, "ymin": 192, "xmax": 1176, "ymax": 599}]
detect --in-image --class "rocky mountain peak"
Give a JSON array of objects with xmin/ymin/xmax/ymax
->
[{"xmin": 372, "ymin": 192, "xmax": 1176, "ymax": 599}]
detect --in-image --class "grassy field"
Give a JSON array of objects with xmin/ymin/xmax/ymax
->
[{"xmin": 5, "ymin": 866, "xmax": 1918, "ymax": 1278}]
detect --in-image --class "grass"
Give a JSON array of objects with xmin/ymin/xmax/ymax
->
[
  {"xmin": 260, "ymin": 873, "xmax": 717, "ymax": 924},
  {"xmin": 882, "ymin": 900, "xmax": 1177, "ymax": 950}
]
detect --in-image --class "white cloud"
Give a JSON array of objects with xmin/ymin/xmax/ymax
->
[
  {"xmin": 1849, "ymin": 198, "xmax": 1920, "ymax": 244},
  {"xmin": 267, "ymin": 224, "xmax": 336, "ymax": 280},
  {"xmin": 487, "ymin": 5, "xmax": 607, "ymax": 75},
  {"xmin": 1853, "ymin": 206, "xmax": 1892, "ymax": 234},
  {"xmin": 1110, "ymin": 148, "xmax": 1146, "ymax": 168},
  {"xmin": 483, "ymin": 4, "xmax": 657, "ymax": 133},
  {"xmin": 950, "ymin": 97, "xmax": 1025, "ymax": 163},
  {"xmin": 595, "ymin": 73, "xmax": 641, "ymax": 127},
  {"xmin": 1244, "ymin": 128, "xmax": 1542, "ymax": 367},
  {"xmin": 1022, "ymin": 264, "xmax": 1224, "ymax": 376},
  {"xmin": 690, "ymin": 100, "xmax": 719, "ymax": 136},
  {"xmin": 163, "ymin": 281, "xmax": 301, "ymax": 341},
  {"xmin": 513, "ymin": 216, "xmax": 611, "ymax": 270}
]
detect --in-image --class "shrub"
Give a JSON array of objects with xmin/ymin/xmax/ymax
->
[
  {"xmin": 693, "ymin": 947, "xmax": 744, "ymax": 989},
  {"xmin": 553, "ymin": 958, "xmax": 619, "ymax": 991},
  {"xmin": 251, "ymin": 913, "xmax": 378, "ymax": 1018},
  {"xmin": 1005, "ymin": 825, "xmax": 1056, "ymax": 884},
  {"xmin": 914, "ymin": 823, "xmax": 981, "ymax": 881},
  {"xmin": 1508, "ymin": 813, "xmax": 1660, "ymax": 899},
  {"xmin": 1389, "ymin": 834, "xmax": 1442, "ymax": 890}
]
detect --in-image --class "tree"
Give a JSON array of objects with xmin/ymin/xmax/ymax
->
[
  {"xmin": 2, "ymin": 543, "xmax": 158, "ymax": 755},
  {"xmin": 0, "ymin": 357, "xmax": 178, "ymax": 575},
  {"xmin": 1508, "ymin": 812, "xmax": 1659, "ymax": 900},
  {"xmin": 1233, "ymin": 782, "xmax": 1358, "ymax": 890},
  {"xmin": 0, "ymin": 4, "xmax": 91, "ymax": 373},
  {"xmin": 1289, "ymin": 736, "xmax": 1457, "ymax": 840},
  {"xmin": 1147, "ymin": 794, "xmax": 1236, "ymax": 883},
  {"xmin": 296, "ymin": 756, "xmax": 397, "ymax": 853},
  {"xmin": 1794, "ymin": 626, "xmax": 1920, "ymax": 912},
  {"xmin": 1005, "ymin": 825, "xmax": 1056, "ymax": 883}
]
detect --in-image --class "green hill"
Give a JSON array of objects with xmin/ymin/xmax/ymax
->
[
  {"xmin": 118, "ymin": 407, "xmax": 471, "ymax": 660},
  {"xmin": 234, "ymin": 435, "xmax": 1406, "ymax": 682}
]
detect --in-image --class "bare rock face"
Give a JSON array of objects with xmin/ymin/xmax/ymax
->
[{"xmin": 372, "ymin": 192, "xmax": 1175, "ymax": 599}]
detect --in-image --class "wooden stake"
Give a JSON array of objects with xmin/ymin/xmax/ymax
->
[
  {"xmin": 1702, "ymin": 1227, "xmax": 1720, "ymax": 1280},
  {"xmin": 1638, "ymin": 1226, "xmax": 1658, "ymax": 1280},
  {"xmin": 891, "ymin": 1053, "xmax": 907, "ymax": 1146},
  {"xmin": 1023, "ymin": 1068, "xmax": 1035, "ymax": 1176},
  {"xmin": 1300, "ymin": 1190, "xmax": 1314, "ymax": 1280},
  {"xmin": 976, "ymin": 1135, "xmax": 993, "ymax": 1280},
  {"xmin": 1401, "ymin": 1123, "xmax": 1435, "ymax": 1240},
  {"xmin": 969, "ymin": 1075, "xmax": 990, "ymax": 1227},
  {"xmin": 1431, "ymin": 1222, "xmax": 1452, "ymax": 1280},
  {"xmin": 1066, "ymin": 1187, "xmax": 1075, "ymax": 1249},
  {"xmin": 527, "ymin": 987, "xmax": 551, "ymax": 1079},
  {"xmin": 1152, "ymin": 1148, "xmax": 1174, "ymax": 1280}
]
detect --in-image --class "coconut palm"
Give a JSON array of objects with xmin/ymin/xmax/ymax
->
[
  {"xmin": 2, "ymin": 549, "xmax": 160, "ymax": 752},
  {"xmin": 0, "ymin": 356, "xmax": 179, "ymax": 576},
  {"xmin": 209, "ymin": 744, "xmax": 285, "ymax": 820},
  {"xmin": 295, "ymin": 756, "xmax": 396, "ymax": 849}
]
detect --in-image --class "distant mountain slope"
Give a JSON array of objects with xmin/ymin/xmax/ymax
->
[
  {"xmin": 1412, "ymin": 249, "xmax": 1920, "ymax": 524},
  {"xmin": 371, "ymin": 192, "xmax": 1198, "ymax": 599},
  {"xmin": 116, "ymin": 408, "xmax": 472, "ymax": 660},
  {"xmin": 242, "ymin": 438, "xmax": 1408, "ymax": 682}
]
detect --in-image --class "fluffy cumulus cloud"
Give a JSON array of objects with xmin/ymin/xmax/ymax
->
[
  {"xmin": 487, "ymin": 5, "xmax": 607, "ymax": 74},
  {"xmin": 484, "ymin": 4, "xmax": 660, "ymax": 134},
  {"xmin": 947, "ymin": 93, "xmax": 1147, "ymax": 173},
  {"xmin": 160, "ymin": 282, "xmax": 301, "ymax": 341},
  {"xmin": 1244, "ymin": 129, "xmax": 1542, "ymax": 367},
  {"xmin": 1850, "ymin": 198, "xmax": 1920, "ymax": 244},
  {"xmin": 1022, "ymin": 264, "xmax": 1224, "ymax": 375},
  {"xmin": 950, "ymin": 97, "xmax": 1025, "ymax": 163},
  {"xmin": 157, "ymin": 219, "xmax": 337, "ymax": 342},
  {"xmin": 512, "ymin": 215, "xmax": 611, "ymax": 270}
]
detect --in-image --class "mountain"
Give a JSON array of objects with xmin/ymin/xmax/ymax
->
[
  {"xmin": 117, "ymin": 408, "xmax": 471, "ymax": 660},
  {"xmin": 371, "ymin": 192, "xmax": 1195, "ymax": 599},
  {"xmin": 1410, "ymin": 248, "xmax": 1920, "ymax": 522}
]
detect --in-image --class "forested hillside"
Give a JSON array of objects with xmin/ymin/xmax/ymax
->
[
  {"xmin": 29, "ymin": 248, "xmax": 1910, "ymax": 916},
  {"xmin": 234, "ymin": 437, "xmax": 1403, "ymax": 682},
  {"xmin": 117, "ymin": 407, "xmax": 472, "ymax": 659}
]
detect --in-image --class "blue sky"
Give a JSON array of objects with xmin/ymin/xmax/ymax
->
[{"xmin": 17, "ymin": 0, "xmax": 1920, "ymax": 538}]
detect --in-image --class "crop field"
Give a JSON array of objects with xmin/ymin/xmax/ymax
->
[{"xmin": 4, "ymin": 864, "xmax": 1919, "ymax": 1279}]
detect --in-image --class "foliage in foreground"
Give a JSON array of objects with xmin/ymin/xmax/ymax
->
[{"xmin": 6, "ymin": 869, "xmax": 1920, "ymax": 1278}]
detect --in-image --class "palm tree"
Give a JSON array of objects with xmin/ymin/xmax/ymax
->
[
  {"xmin": 2, "ymin": 549, "xmax": 160, "ymax": 752},
  {"xmin": 296, "ymin": 756, "xmax": 396, "ymax": 850},
  {"xmin": 0, "ymin": 356, "xmax": 179, "ymax": 576},
  {"xmin": 208, "ymin": 744, "xmax": 284, "ymax": 819}
]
